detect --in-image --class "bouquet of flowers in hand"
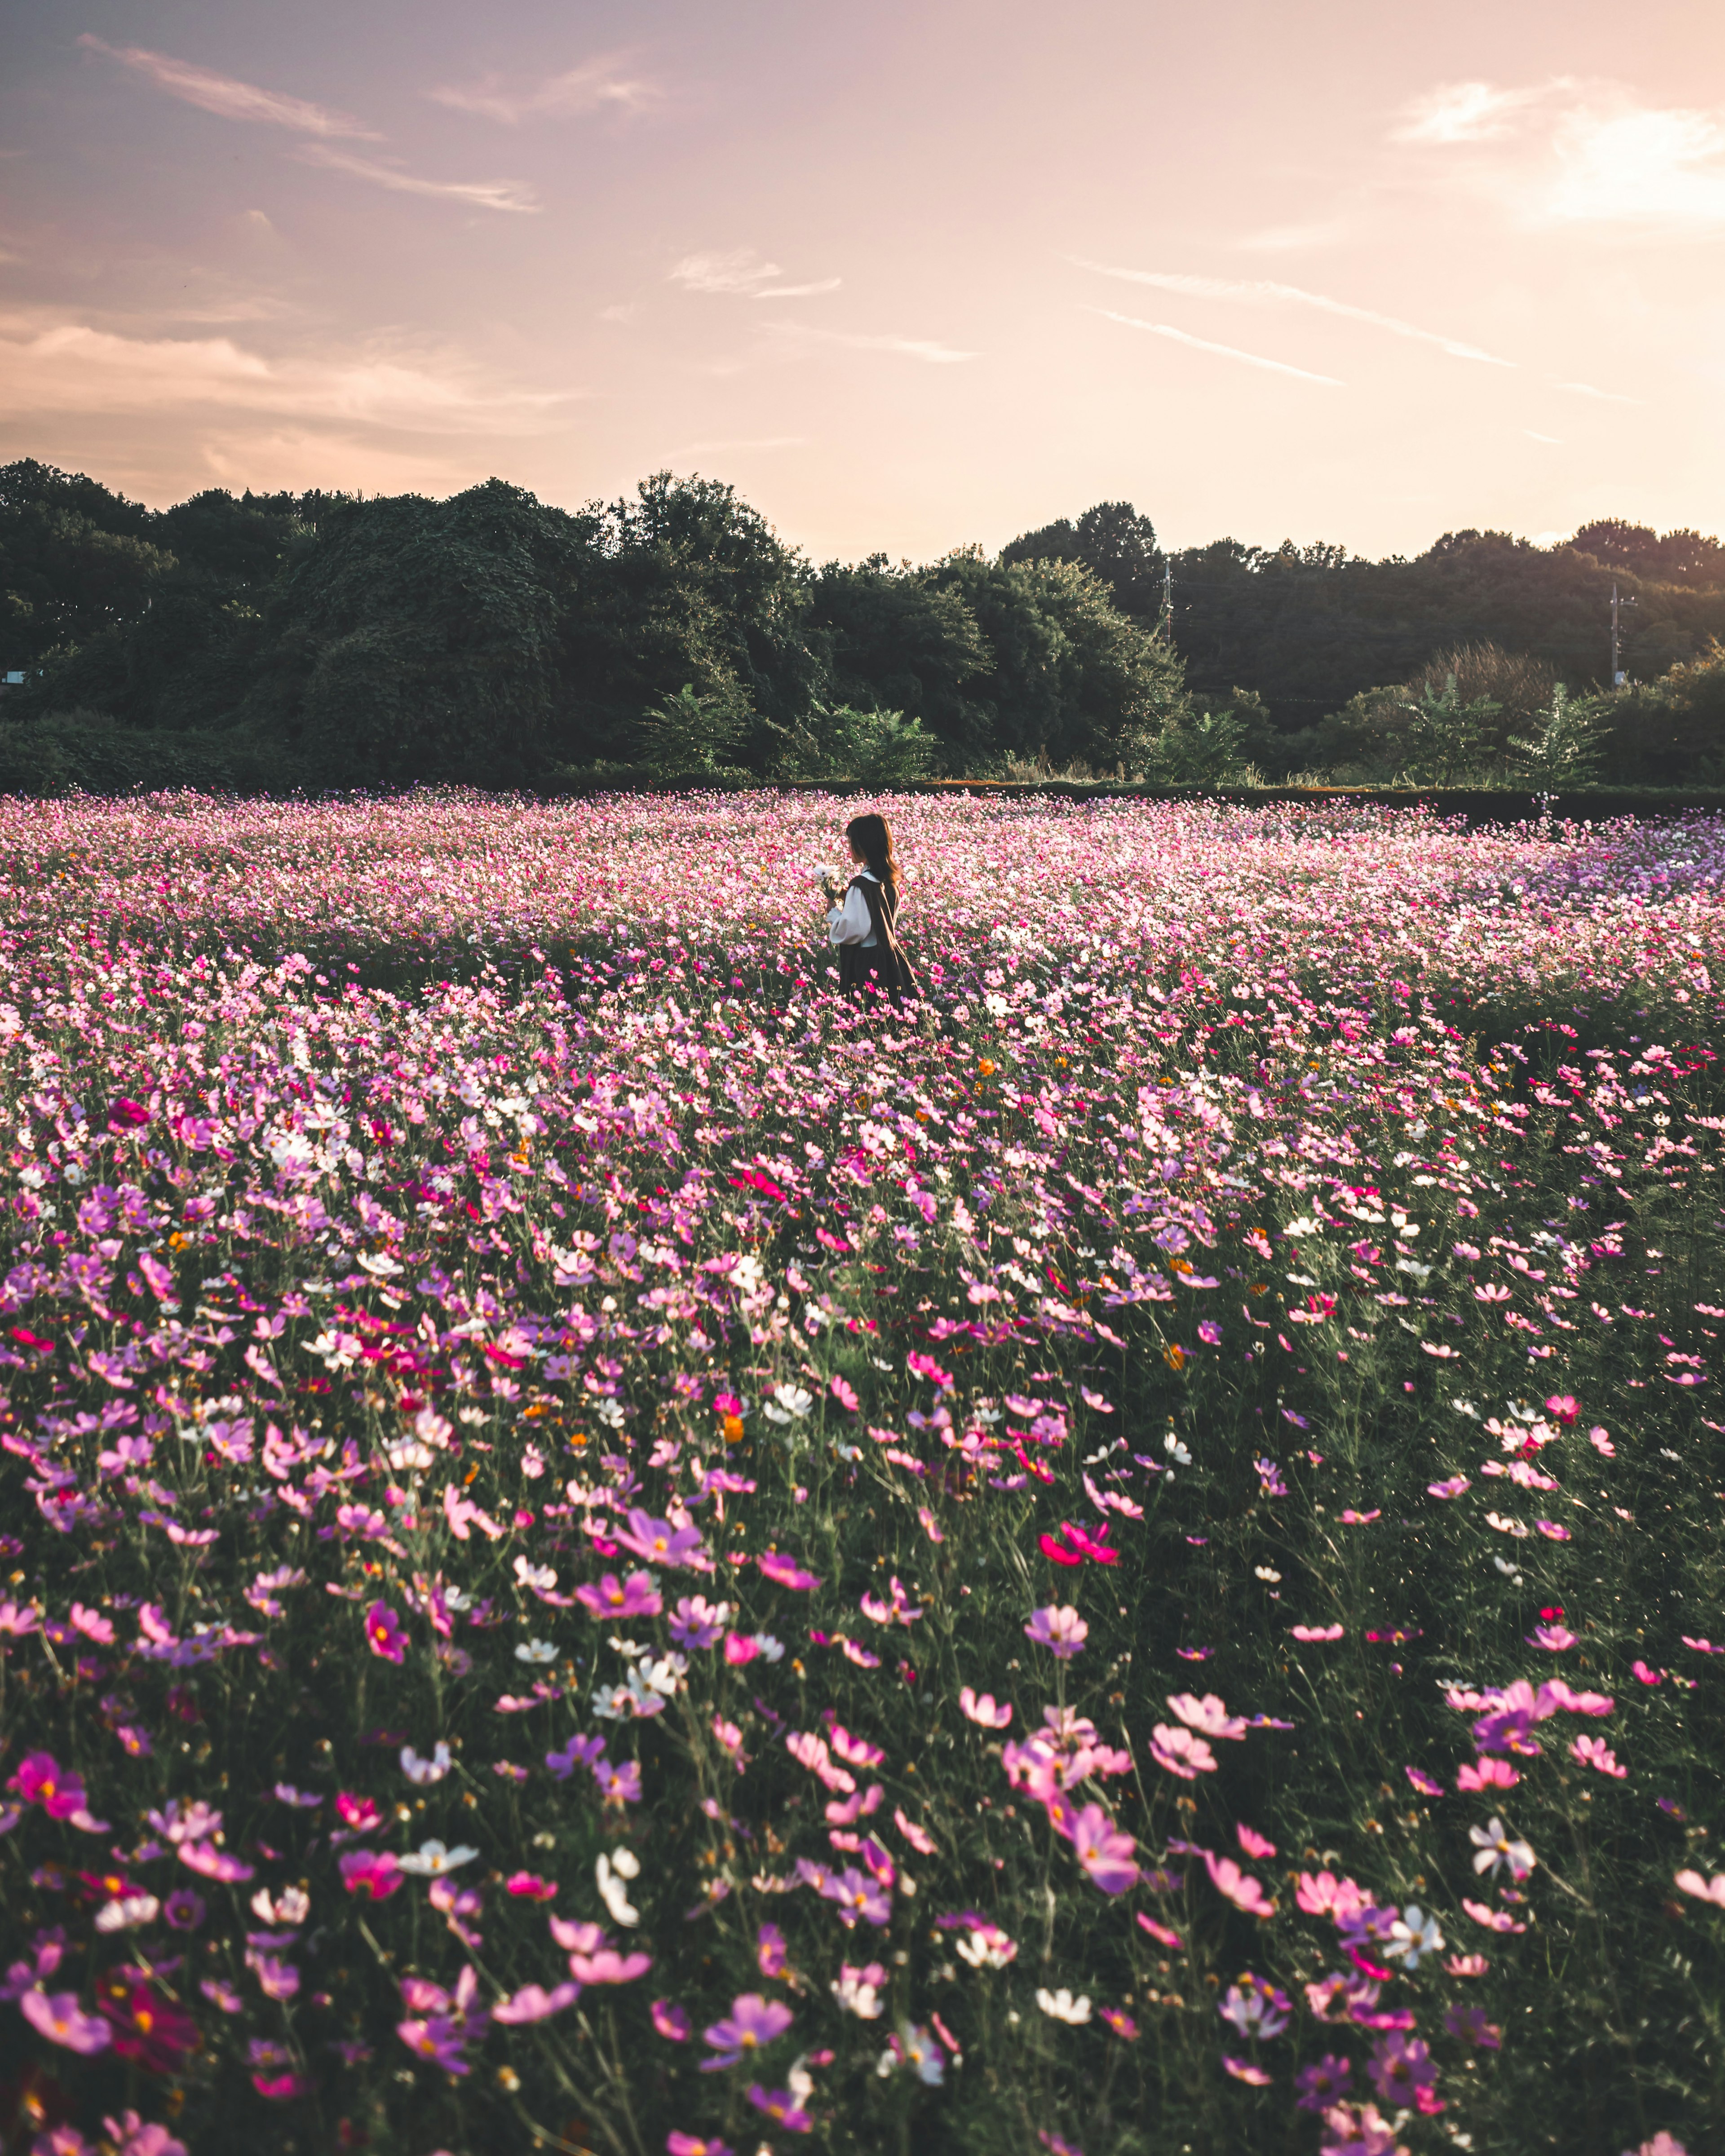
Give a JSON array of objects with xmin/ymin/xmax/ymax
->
[{"xmin": 817, "ymin": 863, "xmax": 844, "ymax": 904}]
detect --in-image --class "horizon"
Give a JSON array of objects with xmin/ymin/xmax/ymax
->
[{"xmin": 2, "ymin": 1, "xmax": 1722, "ymax": 562}]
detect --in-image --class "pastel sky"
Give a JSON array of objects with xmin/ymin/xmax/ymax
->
[{"xmin": 3, "ymin": 0, "xmax": 1723, "ymax": 561}]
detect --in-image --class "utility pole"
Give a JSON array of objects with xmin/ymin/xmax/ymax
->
[{"xmin": 1609, "ymin": 583, "xmax": 1634, "ymax": 687}]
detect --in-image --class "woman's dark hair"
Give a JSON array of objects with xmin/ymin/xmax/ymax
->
[{"xmin": 845, "ymin": 813, "xmax": 900, "ymax": 893}]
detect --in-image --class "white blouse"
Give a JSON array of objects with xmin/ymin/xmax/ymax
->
[{"xmin": 827, "ymin": 871, "xmax": 901, "ymax": 949}]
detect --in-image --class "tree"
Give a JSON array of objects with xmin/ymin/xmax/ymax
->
[{"xmin": 1001, "ymin": 500, "xmax": 1164, "ymax": 617}]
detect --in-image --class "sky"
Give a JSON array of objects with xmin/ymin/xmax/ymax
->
[{"xmin": 2, "ymin": 0, "xmax": 1723, "ymax": 563}]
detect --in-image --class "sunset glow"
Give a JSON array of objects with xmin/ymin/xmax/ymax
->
[{"xmin": 3, "ymin": 0, "xmax": 1721, "ymax": 556}]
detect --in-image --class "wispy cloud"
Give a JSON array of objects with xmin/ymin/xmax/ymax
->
[
  {"xmin": 1073, "ymin": 259, "xmax": 1512, "ymax": 366},
  {"xmin": 670, "ymin": 249, "xmax": 840, "ymax": 298},
  {"xmin": 763, "ymin": 321, "xmax": 975, "ymax": 364},
  {"xmin": 78, "ymin": 35, "xmax": 378, "ymax": 137},
  {"xmin": 429, "ymin": 53, "xmax": 660, "ymax": 124},
  {"xmin": 1554, "ymin": 379, "xmax": 1642, "ymax": 404},
  {"xmin": 1390, "ymin": 79, "xmax": 1560, "ymax": 146},
  {"xmin": 296, "ymin": 145, "xmax": 540, "ymax": 215},
  {"xmin": 0, "ymin": 313, "xmax": 570, "ymax": 432},
  {"xmin": 1088, "ymin": 308, "xmax": 1343, "ymax": 385}
]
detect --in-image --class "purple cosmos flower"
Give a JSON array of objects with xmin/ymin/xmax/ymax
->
[
  {"xmin": 1024, "ymin": 1605, "xmax": 1088, "ymax": 1658},
  {"xmin": 666, "ymin": 2136, "xmax": 734, "ymax": 2156},
  {"xmin": 1218, "ymin": 1974, "xmax": 1292, "ymax": 2039},
  {"xmin": 669, "ymin": 1596, "xmax": 730, "ymax": 1650},
  {"xmin": 652, "ymin": 1998, "xmax": 693, "ymax": 2041},
  {"xmin": 1368, "ymin": 2032, "xmax": 1437, "ymax": 2104},
  {"xmin": 756, "ymin": 1923, "xmax": 788, "ymax": 1977},
  {"xmin": 1069, "ymin": 1804, "xmax": 1139, "ymax": 1894},
  {"xmin": 1404, "ymin": 1766, "xmax": 1445, "ymax": 1796},
  {"xmin": 162, "ymin": 1890, "xmax": 206, "ymax": 1930},
  {"xmin": 1296, "ymin": 2054, "xmax": 1354, "ymax": 2110},
  {"xmin": 614, "ymin": 1509, "xmax": 709, "ymax": 1570},
  {"xmin": 396, "ymin": 2013, "xmax": 474, "ymax": 2073},
  {"xmin": 747, "ymin": 2085, "xmax": 813, "ymax": 2132},
  {"xmin": 701, "ymin": 1992, "xmax": 794, "ymax": 2068},
  {"xmin": 575, "ymin": 1572, "xmax": 663, "ymax": 1620}
]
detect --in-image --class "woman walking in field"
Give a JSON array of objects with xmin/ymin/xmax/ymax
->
[{"xmin": 821, "ymin": 812, "xmax": 918, "ymax": 1003}]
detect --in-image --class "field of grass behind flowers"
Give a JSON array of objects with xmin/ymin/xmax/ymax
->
[{"xmin": 0, "ymin": 788, "xmax": 1721, "ymax": 2156}]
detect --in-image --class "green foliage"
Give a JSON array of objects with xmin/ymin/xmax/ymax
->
[
  {"xmin": 767, "ymin": 701, "xmax": 940, "ymax": 784},
  {"xmin": 638, "ymin": 682, "xmax": 754, "ymax": 777},
  {"xmin": 1506, "ymin": 684, "xmax": 1606, "ymax": 784},
  {"xmin": 1000, "ymin": 499, "xmax": 1166, "ymax": 618}
]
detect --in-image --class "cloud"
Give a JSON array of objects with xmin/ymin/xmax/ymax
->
[
  {"xmin": 0, "ymin": 314, "xmax": 571, "ymax": 433},
  {"xmin": 1390, "ymin": 79, "xmax": 1557, "ymax": 145},
  {"xmin": 429, "ymin": 54, "xmax": 660, "ymax": 124},
  {"xmin": 762, "ymin": 321, "xmax": 975, "ymax": 364},
  {"xmin": 1072, "ymin": 259, "xmax": 1512, "ymax": 366},
  {"xmin": 295, "ymin": 145, "xmax": 540, "ymax": 215},
  {"xmin": 1554, "ymin": 379, "xmax": 1642, "ymax": 404},
  {"xmin": 1087, "ymin": 308, "xmax": 1343, "ymax": 385},
  {"xmin": 1546, "ymin": 102, "xmax": 1725, "ymax": 229},
  {"xmin": 669, "ymin": 250, "xmax": 840, "ymax": 298},
  {"xmin": 1524, "ymin": 430, "xmax": 1563, "ymax": 443},
  {"xmin": 78, "ymin": 35, "xmax": 378, "ymax": 137}
]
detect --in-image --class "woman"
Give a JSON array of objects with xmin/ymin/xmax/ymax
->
[{"xmin": 823, "ymin": 812, "xmax": 917, "ymax": 1002}]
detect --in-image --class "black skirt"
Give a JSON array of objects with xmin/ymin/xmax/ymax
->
[{"xmin": 839, "ymin": 944, "xmax": 898, "ymax": 997}]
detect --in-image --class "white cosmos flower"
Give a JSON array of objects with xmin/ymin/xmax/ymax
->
[
  {"xmin": 250, "ymin": 1885, "xmax": 310, "ymax": 1925},
  {"xmin": 1468, "ymin": 1816, "xmax": 1535, "ymax": 1880},
  {"xmin": 397, "ymin": 1839, "xmax": 478, "ymax": 1877},
  {"xmin": 596, "ymin": 1851, "xmax": 640, "ymax": 1927},
  {"xmin": 400, "ymin": 1742, "xmax": 453, "ymax": 1785},
  {"xmin": 1035, "ymin": 1987, "xmax": 1092, "ymax": 2024},
  {"xmin": 514, "ymin": 1638, "xmax": 559, "ymax": 1665},
  {"xmin": 95, "ymin": 1895, "xmax": 160, "ymax": 1932}
]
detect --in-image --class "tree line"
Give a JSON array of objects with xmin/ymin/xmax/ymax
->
[{"xmin": 1, "ymin": 457, "xmax": 1721, "ymax": 792}]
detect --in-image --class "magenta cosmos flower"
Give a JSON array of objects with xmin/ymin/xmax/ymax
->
[
  {"xmin": 364, "ymin": 1603, "xmax": 407, "ymax": 1662},
  {"xmin": 575, "ymin": 1572, "xmax": 663, "ymax": 1620},
  {"xmin": 702, "ymin": 1992, "xmax": 794, "ymax": 2068},
  {"xmin": 1024, "ymin": 1605, "xmax": 1088, "ymax": 1658},
  {"xmin": 757, "ymin": 1551, "xmax": 822, "ymax": 1591}
]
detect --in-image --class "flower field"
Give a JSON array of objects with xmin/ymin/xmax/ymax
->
[{"xmin": 0, "ymin": 787, "xmax": 1721, "ymax": 2156}]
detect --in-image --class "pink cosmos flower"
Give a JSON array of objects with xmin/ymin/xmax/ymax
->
[
  {"xmin": 1222, "ymin": 2055, "xmax": 1272, "ymax": 2085},
  {"xmin": 1136, "ymin": 1913, "xmax": 1181, "ymax": 1948},
  {"xmin": 1204, "ymin": 1850, "xmax": 1273, "ymax": 1917},
  {"xmin": 1291, "ymin": 1623, "xmax": 1345, "ymax": 1641},
  {"xmin": 1237, "ymin": 1824, "xmax": 1277, "ymax": 1858},
  {"xmin": 653, "ymin": 1998, "xmax": 693, "ymax": 2041},
  {"xmin": 757, "ymin": 1551, "xmax": 821, "ymax": 1591},
  {"xmin": 958, "ymin": 1687, "xmax": 1012, "ymax": 1727},
  {"xmin": 567, "ymin": 1948, "xmax": 652, "ymax": 1985},
  {"xmin": 1673, "ymin": 1869, "xmax": 1725, "ymax": 1907},
  {"xmin": 1149, "ymin": 1724, "xmax": 1217, "ymax": 1779},
  {"xmin": 1461, "ymin": 1898, "xmax": 1527, "ymax": 1933},
  {"xmin": 1445, "ymin": 1953, "xmax": 1489, "ymax": 1977},
  {"xmin": 492, "ymin": 1982, "xmax": 581, "ymax": 2023},
  {"xmin": 1404, "ymin": 1767, "xmax": 1445, "ymax": 1796},
  {"xmin": 894, "ymin": 1806, "xmax": 937, "ymax": 1855},
  {"xmin": 1295, "ymin": 1870, "xmax": 1368, "ymax": 1920},
  {"xmin": 21, "ymin": 1990, "xmax": 112, "ymax": 2054},
  {"xmin": 505, "ymin": 1872, "xmax": 557, "ymax": 1901},
  {"xmin": 1456, "ymin": 1758, "xmax": 1519, "ymax": 1792},
  {"xmin": 1165, "ymin": 1692, "xmax": 1247, "ymax": 1740},
  {"xmin": 756, "ymin": 1924, "xmax": 787, "ymax": 1977},
  {"xmin": 363, "ymin": 1603, "xmax": 406, "ymax": 1662},
  {"xmin": 666, "ymin": 2136, "xmax": 734, "ymax": 2156},
  {"xmin": 1572, "ymin": 1734, "xmax": 1627, "ymax": 1778},
  {"xmin": 702, "ymin": 1992, "xmax": 794, "ymax": 2068},
  {"xmin": 1529, "ymin": 1624, "xmax": 1577, "ymax": 1650},
  {"xmin": 1069, "ymin": 1805, "xmax": 1139, "ymax": 1894},
  {"xmin": 11, "ymin": 1753, "xmax": 87, "ymax": 1820},
  {"xmin": 576, "ymin": 1572, "xmax": 663, "ymax": 1620},
  {"xmin": 1024, "ymin": 1605, "xmax": 1088, "ymax": 1658}
]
